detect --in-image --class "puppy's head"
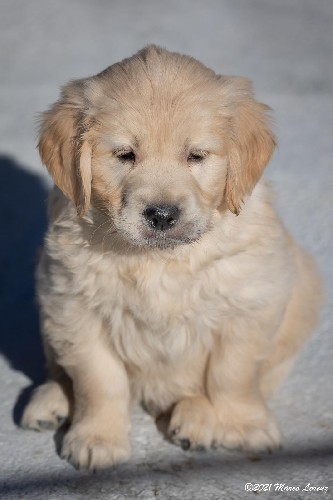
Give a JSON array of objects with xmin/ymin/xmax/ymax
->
[{"xmin": 39, "ymin": 45, "xmax": 275, "ymax": 248}]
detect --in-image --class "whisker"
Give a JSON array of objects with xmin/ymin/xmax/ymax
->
[{"xmin": 88, "ymin": 219, "xmax": 110, "ymax": 244}]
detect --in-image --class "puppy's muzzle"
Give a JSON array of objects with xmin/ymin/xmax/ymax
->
[{"xmin": 144, "ymin": 205, "xmax": 180, "ymax": 231}]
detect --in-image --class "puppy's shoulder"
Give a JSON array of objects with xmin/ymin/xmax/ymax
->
[
  {"xmin": 45, "ymin": 186, "xmax": 88, "ymax": 262},
  {"xmin": 48, "ymin": 186, "xmax": 75, "ymax": 223}
]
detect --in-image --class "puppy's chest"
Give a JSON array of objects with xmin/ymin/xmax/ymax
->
[
  {"xmin": 93, "ymin": 257, "xmax": 215, "ymax": 323},
  {"xmin": 84, "ymin": 253, "xmax": 227, "ymax": 362}
]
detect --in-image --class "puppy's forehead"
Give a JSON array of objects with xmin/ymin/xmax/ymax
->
[
  {"xmin": 85, "ymin": 47, "xmax": 221, "ymax": 135},
  {"xmin": 86, "ymin": 62, "xmax": 223, "ymax": 157}
]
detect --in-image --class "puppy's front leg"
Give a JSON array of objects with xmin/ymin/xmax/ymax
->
[
  {"xmin": 61, "ymin": 338, "xmax": 131, "ymax": 470},
  {"xmin": 208, "ymin": 332, "xmax": 280, "ymax": 453}
]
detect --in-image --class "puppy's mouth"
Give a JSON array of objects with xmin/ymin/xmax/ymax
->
[
  {"xmin": 115, "ymin": 220, "xmax": 206, "ymax": 250},
  {"xmin": 141, "ymin": 226, "xmax": 202, "ymax": 249}
]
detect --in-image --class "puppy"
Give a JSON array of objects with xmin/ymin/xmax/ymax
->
[{"xmin": 22, "ymin": 45, "xmax": 322, "ymax": 470}]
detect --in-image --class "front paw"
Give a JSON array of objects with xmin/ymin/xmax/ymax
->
[
  {"xmin": 61, "ymin": 418, "xmax": 130, "ymax": 470},
  {"xmin": 213, "ymin": 402, "xmax": 281, "ymax": 453}
]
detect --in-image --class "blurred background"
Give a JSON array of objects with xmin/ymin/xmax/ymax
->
[{"xmin": 0, "ymin": 1, "xmax": 332, "ymax": 499}]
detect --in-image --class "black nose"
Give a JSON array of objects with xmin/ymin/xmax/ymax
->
[{"xmin": 144, "ymin": 205, "xmax": 180, "ymax": 231}]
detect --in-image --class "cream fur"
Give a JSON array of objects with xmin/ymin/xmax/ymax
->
[{"xmin": 21, "ymin": 46, "xmax": 323, "ymax": 470}]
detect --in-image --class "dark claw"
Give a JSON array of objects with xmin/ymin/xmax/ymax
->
[
  {"xmin": 56, "ymin": 416, "xmax": 67, "ymax": 427},
  {"xmin": 68, "ymin": 454, "xmax": 80, "ymax": 470},
  {"xmin": 195, "ymin": 444, "xmax": 206, "ymax": 452},
  {"xmin": 180, "ymin": 439, "xmax": 191, "ymax": 450},
  {"xmin": 37, "ymin": 419, "xmax": 55, "ymax": 430},
  {"xmin": 87, "ymin": 448, "xmax": 93, "ymax": 470}
]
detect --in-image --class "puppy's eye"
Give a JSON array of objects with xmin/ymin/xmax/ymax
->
[
  {"xmin": 115, "ymin": 150, "xmax": 135, "ymax": 163},
  {"xmin": 187, "ymin": 151, "xmax": 207, "ymax": 163}
]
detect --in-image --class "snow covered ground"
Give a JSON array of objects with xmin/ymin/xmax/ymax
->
[{"xmin": 0, "ymin": 1, "xmax": 332, "ymax": 498}]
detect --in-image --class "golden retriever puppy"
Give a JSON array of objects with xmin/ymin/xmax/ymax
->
[{"xmin": 21, "ymin": 45, "xmax": 322, "ymax": 470}]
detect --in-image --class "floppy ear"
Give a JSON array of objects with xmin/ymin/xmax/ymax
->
[
  {"xmin": 220, "ymin": 77, "xmax": 276, "ymax": 215},
  {"xmin": 38, "ymin": 83, "xmax": 92, "ymax": 217}
]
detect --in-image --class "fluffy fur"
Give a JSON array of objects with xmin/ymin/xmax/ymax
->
[{"xmin": 21, "ymin": 45, "xmax": 322, "ymax": 470}]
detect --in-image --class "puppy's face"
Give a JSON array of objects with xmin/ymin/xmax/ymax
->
[
  {"xmin": 39, "ymin": 46, "xmax": 275, "ymax": 249},
  {"xmin": 91, "ymin": 84, "xmax": 227, "ymax": 248}
]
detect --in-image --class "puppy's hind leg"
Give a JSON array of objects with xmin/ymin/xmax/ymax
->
[
  {"xmin": 21, "ymin": 343, "xmax": 72, "ymax": 431},
  {"xmin": 167, "ymin": 395, "xmax": 217, "ymax": 451},
  {"xmin": 21, "ymin": 379, "xmax": 71, "ymax": 431},
  {"xmin": 260, "ymin": 247, "xmax": 323, "ymax": 399}
]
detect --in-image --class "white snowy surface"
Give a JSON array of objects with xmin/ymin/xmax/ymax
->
[{"xmin": 0, "ymin": 1, "xmax": 332, "ymax": 499}]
